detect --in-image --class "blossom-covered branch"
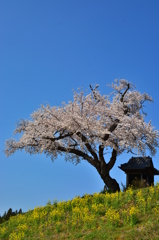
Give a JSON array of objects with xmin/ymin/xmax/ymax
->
[{"xmin": 5, "ymin": 79, "xmax": 159, "ymax": 192}]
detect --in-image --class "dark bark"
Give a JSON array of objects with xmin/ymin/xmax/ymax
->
[
  {"xmin": 98, "ymin": 166, "xmax": 120, "ymax": 192},
  {"xmin": 97, "ymin": 147, "xmax": 120, "ymax": 192},
  {"xmin": 96, "ymin": 161, "xmax": 120, "ymax": 192},
  {"xmin": 102, "ymin": 174, "xmax": 120, "ymax": 192}
]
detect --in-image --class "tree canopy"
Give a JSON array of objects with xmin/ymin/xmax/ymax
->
[{"xmin": 5, "ymin": 79, "xmax": 159, "ymax": 192}]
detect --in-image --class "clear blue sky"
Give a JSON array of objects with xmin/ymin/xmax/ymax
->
[{"xmin": 0, "ymin": 0, "xmax": 159, "ymax": 216}]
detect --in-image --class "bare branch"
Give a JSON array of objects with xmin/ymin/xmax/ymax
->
[
  {"xmin": 89, "ymin": 84, "xmax": 100, "ymax": 103},
  {"xmin": 102, "ymin": 120, "xmax": 119, "ymax": 141},
  {"xmin": 107, "ymin": 148, "xmax": 117, "ymax": 171},
  {"xmin": 120, "ymin": 83, "xmax": 130, "ymax": 103},
  {"xmin": 42, "ymin": 132, "xmax": 73, "ymax": 142},
  {"xmin": 56, "ymin": 145, "xmax": 96, "ymax": 167},
  {"xmin": 76, "ymin": 132, "xmax": 98, "ymax": 161}
]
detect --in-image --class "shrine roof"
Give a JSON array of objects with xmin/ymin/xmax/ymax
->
[{"xmin": 118, "ymin": 156, "xmax": 159, "ymax": 175}]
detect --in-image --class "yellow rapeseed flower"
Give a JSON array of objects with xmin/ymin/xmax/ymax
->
[
  {"xmin": 9, "ymin": 230, "xmax": 25, "ymax": 240},
  {"xmin": 149, "ymin": 185, "xmax": 155, "ymax": 197},
  {"xmin": 17, "ymin": 223, "xmax": 28, "ymax": 232},
  {"xmin": 105, "ymin": 207, "xmax": 120, "ymax": 227},
  {"xmin": 0, "ymin": 226, "xmax": 6, "ymax": 235},
  {"xmin": 128, "ymin": 206, "xmax": 139, "ymax": 226}
]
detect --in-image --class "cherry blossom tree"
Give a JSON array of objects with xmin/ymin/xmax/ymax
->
[{"xmin": 5, "ymin": 79, "xmax": 159, "ymax": 192}]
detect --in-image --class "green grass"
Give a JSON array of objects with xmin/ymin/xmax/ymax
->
[{"xmin": 1, "ymin": 184, "xmax": 159, "ymax": 239}]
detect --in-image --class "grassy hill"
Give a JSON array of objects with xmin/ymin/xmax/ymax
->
[{"xmin": 1, "ymin": 184, "xmax": 159, "ymax": 239}]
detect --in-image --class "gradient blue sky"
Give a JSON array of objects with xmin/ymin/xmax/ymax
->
[{"xmin": 0, "ymin": 0, "xmax": 159, "ymax": 216}]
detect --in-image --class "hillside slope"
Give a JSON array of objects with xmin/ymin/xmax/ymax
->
[{"xmin": 1, "ymin": 185, "xmax": 159, "ymax": 239}]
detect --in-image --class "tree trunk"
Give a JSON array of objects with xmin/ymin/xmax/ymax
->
[
  {"xmin": 97, "ymin": 166, "xmax": 120, "ymax": 192},
  {"xmin": 97, "ymin": 147, "xmax": 120, "ymax": 192},
  {"xmin": 103, "ymin": 174, "xmax": 120, "ymax": 192}
]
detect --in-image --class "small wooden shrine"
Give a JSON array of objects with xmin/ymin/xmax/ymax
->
[{"xmin": 118, "ymin": 156, "xmax": 159, "ymax": 187}]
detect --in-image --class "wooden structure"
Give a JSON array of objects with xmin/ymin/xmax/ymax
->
[{"xmin": 119, "ymin": 156, "xmax": 159, "ymax": 187}]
